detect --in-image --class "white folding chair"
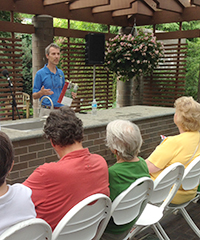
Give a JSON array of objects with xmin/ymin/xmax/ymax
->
[
  {"xmin": 167, "ymin": 155, "xmax": 200, "ymax": 238},
  {"xmin": 0, "ymin": 218, "xmax": 52, "ymax": 240},
  {"xmin": 125, "ymin": 162, "xmax": 185, "ymax": 240},
  {"xmin": 110, "ymin": 177, "xmax": 154, "ymax": 227},
  {"xmin": 52, "ymin": 193, "xmax": 111, "ymax": 240}
]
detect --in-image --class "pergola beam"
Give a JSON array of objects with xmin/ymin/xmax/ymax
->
[
  {"xmin": 69, "ymin": 0, "xmax": 110, "ymax": 10},
  {"xmin": 155, "ymin": 29, "xmax": 200, "ymax": 40},
  {"xmin": 191, "ymin": 0, "xmax": 200, "ymax": 6},
  {"xmin": 176, "ymin": 0, "xmax": 191, "ymax": 7},
  {"xmin": 43, "ymin": 0, "xmax": 74, "ymax": 6},
  {"xmin": 1, "ymin": 0, "xmax": 200, "ymax": 27},
  {"xmin": 143, "ymin": 0, "xmax": 158, "ymax": 11},
  {"xmin": 112, "ymin": 1, "xmax": 154, "ymax": 17},
  {"xmin": 156, "ymin": 0, "xmax": 184, "ymax": 13},
  {"xmin": 92, "ymin": 0, "xmax": 135, "ymax": 13}
]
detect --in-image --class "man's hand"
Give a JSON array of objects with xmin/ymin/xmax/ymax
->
[
  {"xmin": 40, "ymin": 86, "xmax": 54, "ymax": 96},
  {"xmin": 71, "ymin": 92, "xmax": 77, "ymax": 99},
  {"xmin": 32, "ymin": 86, "xmax": 54, "ymax": 100}
]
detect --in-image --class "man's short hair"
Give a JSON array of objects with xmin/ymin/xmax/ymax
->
[
  {"xmin": 0, "ymin": 132, "xmax": 14, "ymax": 186},
  {"xmin": 44, "ymin": 106, "xmax": 83, "ymax": 147},
  {"xmin": 45, "ymin": 43, "xmax": 60, "ymax": 56},
  {"xmin": 174, "ymin": 96, "xmax": 200, "ymax": 132},
  {"xmin": 106, "ymin": 119, "xmax": 143, "ymax": 161}
]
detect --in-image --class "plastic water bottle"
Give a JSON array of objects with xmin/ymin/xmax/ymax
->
[{"xmin": 92, "ymin": 99, "xmax": 97, "ymax": 115}]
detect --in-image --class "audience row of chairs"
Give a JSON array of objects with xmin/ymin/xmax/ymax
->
[{"xmin": 1, "ymin": 156, "xmax": 200, "ymax": 240}]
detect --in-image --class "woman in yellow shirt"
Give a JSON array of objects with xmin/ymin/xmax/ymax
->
[{"xmin": 146, "ymin": 96, "xmax": 200, "ymax": 204}]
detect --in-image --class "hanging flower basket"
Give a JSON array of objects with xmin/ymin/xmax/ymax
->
[{"xmin": 104, "ymin": 30, "xmax": 165, "ymax": 82}]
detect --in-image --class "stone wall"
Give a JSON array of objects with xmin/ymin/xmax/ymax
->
[{"xmin": 8, "ymin": 114, "xmax": 178, "ymax": 184}]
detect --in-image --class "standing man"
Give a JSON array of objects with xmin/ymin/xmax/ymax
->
[
  {"xmin": 23, "ymin": 106, "xmax": 110, "ymax": 230},
  {"xmin": 32, "ymin": 43, "xmax": 65, "ymax": 109}
]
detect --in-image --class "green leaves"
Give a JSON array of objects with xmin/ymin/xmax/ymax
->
[{"xmin": 104, "ymin": 30, "xmax": 164, "ymax": 81}]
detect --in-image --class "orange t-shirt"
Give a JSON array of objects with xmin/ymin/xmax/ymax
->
[{"xmin": 23, "ymin": 148, "xmax": 110, "ymax": 230}]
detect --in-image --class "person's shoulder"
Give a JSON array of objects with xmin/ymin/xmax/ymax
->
[
  {"xmin": 10, "ymin": 183, "xmax": 32, "ymax": 196},
  {"xmin": 159, "ymin": 134, "xmax": 179, "ymax": 146},
  {"xmin": 37, "ymin": 162, "xmax": 57, "ymax": 172},
  {"xmin": 37, "ymin": 65, "xmax": 46, "ymax": 72},
  {"xmin": 92, "ymin": 153, "xmax": 107, "ymax": 162},
  {"xmin": 30, "ymin": 162, "xmax": 58, "ymax": 178},
  {"xmin": 36, "ymin": 65, "xmax": 48, "ymax": 75}
]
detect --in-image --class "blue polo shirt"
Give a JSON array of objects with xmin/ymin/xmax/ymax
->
[{"xmin": 33, "ymin": 64, "xmax": 65, "ymax": 108}]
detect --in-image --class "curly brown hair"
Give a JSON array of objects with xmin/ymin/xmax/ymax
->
[
  {"xmin": 44, "ymin": 106, "xmax": 84, "ymax": 147},
  {"xmin": 0, "ymin": 132, "xmax": 14, "ymax": 186}
]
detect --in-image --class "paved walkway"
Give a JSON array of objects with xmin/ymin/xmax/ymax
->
[{"xmin": 133, "ymin": 201, "xmax": 200, "ymax": 240}]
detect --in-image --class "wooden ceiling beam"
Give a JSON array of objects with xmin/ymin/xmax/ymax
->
[
  {"xmin": 155, "ymin": 29, "xmax": 200, "ymax": 40},
  {"xmin": 191, "ymin": 0, "xmax": 200, "ymax": 6},
  {"xmin": 156, "ymin": 0, "xmax": 184, "ymax": 13},
  {"xmin": 69, "ymin": 0, "xmax": 109, "ymax": 10},
  {"xmin": 54, "ymin": 26, "xmax": 115, "ymax": 39},
  {"xmin": 0, "ymin": 20, "xmax": 34, "ymax": 33},
  {"xmin": 112, "ymin": 1, "xmax": 154, "ymax": 17},
  {"xmin": 43, "ymin": 0, "xmax": 73, "ymax": 6},
  {"xmin": 175, "ymin": 0, "xmax": 191, "ymax": 7},
  {"xmin": 92, "ymin": 0, "xmax": 135, "ymax": 13},
  {"xmin": 0, "ymin": 0, "xmax": 200, "ymax": 27},
  {"xmin": 142, "ymin": 0, "xmax": 158, "ymax": 11}
]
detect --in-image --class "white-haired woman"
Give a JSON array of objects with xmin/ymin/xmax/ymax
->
[
  {"xmin": 146, "ymin": 96, "xmax": 200, "ymax": 204},
  {"xmin": 101, "ymin": 119, "xmax": 150, "ymax": 240}
]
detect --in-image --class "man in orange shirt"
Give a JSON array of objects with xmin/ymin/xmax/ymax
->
[{"xmin": 23, "ymin": 106, "xmax": 109, "ymax": 230}]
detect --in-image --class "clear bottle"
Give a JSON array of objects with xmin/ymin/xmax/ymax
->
[{"xmin": 92, "ymin": 99, "xmax": 97, "ymax": 115}]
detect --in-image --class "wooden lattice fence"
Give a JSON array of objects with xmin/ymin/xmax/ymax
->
[
  {"xmin": 143, "ymin": 40, "xmax": 187, "ymax": 106},
  {"xmin": 0, "ymin": 37, "xmax": 24, "ymax": 120},
  {"xmin": 61, "ymin": 38, "xmax": 113, "ymax": 112}
]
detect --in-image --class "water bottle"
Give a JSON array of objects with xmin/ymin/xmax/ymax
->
[{"xmin": 92, "ymin": 99, "xmax": 97, "ymax": 115}]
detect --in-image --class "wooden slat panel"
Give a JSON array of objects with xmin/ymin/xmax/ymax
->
[
  {"xmin": 0, "ymin": 37, "xmax": 24, "ymax": 120},
  {"xmin": 143, "ymin": 41, "xmax": 187, "ymax": 107},
  {"xmin": 61, "ymin": 38, "xmax": 113, "ymax": 112}
]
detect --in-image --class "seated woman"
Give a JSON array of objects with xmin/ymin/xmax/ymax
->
[
  {"xmin": 0, "ymin": 131, "xmax": 36, "ymax": 235},
  {"xmin": 101, "ymin": 119, "xmax": 150, "ymax": 240},
  {"xmin": 146, "ymin": 96, "xmax": 200, "ymax": 204}
]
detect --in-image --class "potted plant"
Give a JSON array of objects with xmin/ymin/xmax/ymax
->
[{"xmin": 105, "ymin": 30, "xmax": 165, "ymax": 82}]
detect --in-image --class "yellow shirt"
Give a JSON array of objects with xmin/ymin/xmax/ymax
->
[{"xmin": 148, "ymin": 131, "xmax": 200, "ymax": 204}]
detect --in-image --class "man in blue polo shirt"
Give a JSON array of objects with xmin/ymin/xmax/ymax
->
[{"xmin": 32, "ymin": 43, "xmax": 65, "ymax": 109}]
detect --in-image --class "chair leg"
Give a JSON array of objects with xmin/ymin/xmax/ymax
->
[
  {"xmin": 122, "ymin": 225, "xmax": 143, "ymax": 240},
  {"xmin": 180, "ymin": 208, "xmax": 200, "ymax": 238},
  {"xmin": 151, "ymin": 223, "xmax": 171, "ymax": 240},
  {"xmin": 154, "ymin": 222, "xmax": 170, "ymax": 240}
]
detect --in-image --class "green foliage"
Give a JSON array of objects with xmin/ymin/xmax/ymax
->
[
  {"xmin": 145, "ymin": 21, "xmax": 200, "ymax": 100},
  {"xmin": 156, "ymin": 23, "xmax": 180, "ymax": 32},
  {"xmin": 0, "ymin": 11, "xmax": 22, "ymax": 37},
  {"xmin": 21, "ymin": 34, "xmax": 33, "ymax": 99},
  {"xmin": 105, "ymin": 30, "xmax": 164, "ymax": 81},
  {"xmin": 185, "ymin": 39, "xmax": 200, "ymax": 99}
]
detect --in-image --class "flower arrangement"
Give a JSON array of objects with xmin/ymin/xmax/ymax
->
[{"xmin": 104, "ymin": 30, "xmax": 165, "ymax": 81}]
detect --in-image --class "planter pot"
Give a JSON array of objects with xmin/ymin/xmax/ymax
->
[{"xmin": 116, "ymin": 76, "xmax": 143, "ymax": 107}]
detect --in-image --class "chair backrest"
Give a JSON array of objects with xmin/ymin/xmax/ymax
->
[
  {"xmin": 52, "ymin": 193, "xmax": 111, "ymax": 240},
  {"xmin": 111, "ymin": 177, "xmax": 154, "ymax": 225},
  {"xmin": 0, "ymin": 218, "xmax": 52, "ymax": 240},
  {"xmin": 150, "ymin": 162, "xmax": 185, "ymax": 208},
  {"xmin": 182, "ymin": 155, "xmax": 200, "ymax": 190}
]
